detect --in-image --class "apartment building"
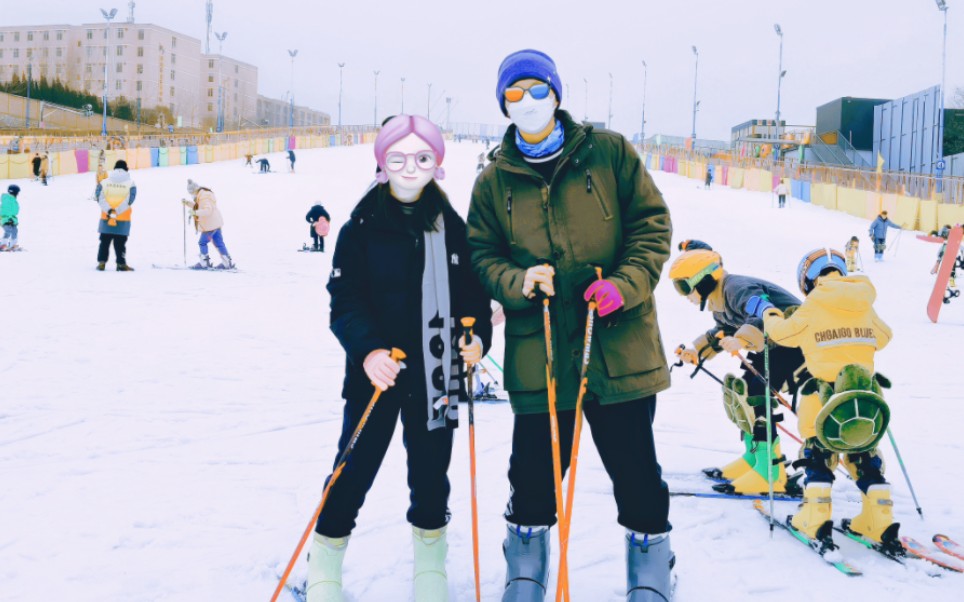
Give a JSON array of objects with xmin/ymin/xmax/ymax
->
[
  {"xmin": 202, "ymin": 55, "xmax": 258, "ymax": 130},
  {"xmin": 257, "ymin": 95, "xmax": 331, "ymax": 128}
]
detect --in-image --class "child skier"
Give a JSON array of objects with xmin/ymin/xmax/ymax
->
[
  {"xmin": 182, "ymin": 179, "xmax": 235, "ymax": 270},
  {"xmin": 774, "ymin": 179, "xmax": 789, "ymax": 208},
  {"xmin": 95, "ymin": 160, "xmax": 137, "ymax": 271},
  {"xmin": 1, "ymin": 184, "xmax": 20, "ymax": 251},
  {"xmin": 670, "ymin": 239, "xmax": 806, "ymax": 495},
  {"xmin": 288, "ymin": 149, "xmax": 297, "ymax": 173},
  {"xmin": 868, "ymin": 210, "xmax": 901, "ymax": 261},
  {"xmin": 704, "ymin": 165, "xmax": 713, "ymax": 189},
  {"xmin": 305, "ymin": 204, "xmax": 330, "ymax": 252},
  {"xmin": 753, "ymin": 249, "xmax": 896, "ymax": 550},
  {"xmin": 310, "ymin": 114, "xmax": 492, "ymax": 601},
  {"xmin": 844, "ymin": 236, "xmax": 861, "ymax": 272}
]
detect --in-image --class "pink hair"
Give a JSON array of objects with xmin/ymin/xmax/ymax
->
[{"xmin": 374, "ymin": 114, "xmax": 446, "ymax": 184}]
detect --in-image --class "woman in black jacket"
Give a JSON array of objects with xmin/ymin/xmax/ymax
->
[{"xmin": 307, "ymin": 115, "xmax": 492, "ymax": 602}]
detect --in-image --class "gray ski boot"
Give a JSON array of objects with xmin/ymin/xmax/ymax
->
[
  {"xmin": 502, "ymin": 524, "xmax": 550, "ymax": 602},
  {"xmin": 626, "ymin": 532, "xmax": 675, "ymax": 602}
]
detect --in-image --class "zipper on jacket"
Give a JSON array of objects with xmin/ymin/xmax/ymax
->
[
  {"xmin": 588, "ymin": 171, "xmax": 613, "ymax": 221},
  {"xmin": 506, "ymin": 188, "xmax": 515, "ymax": 244},
  {"xmin": 586, "ymin": 170, "xmax": 593, "ymax": 193}
]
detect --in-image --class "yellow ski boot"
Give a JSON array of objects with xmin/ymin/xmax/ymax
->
[
  {"xmin": 790, "ymin": 484, "xmax": 834, "ymax": 540},
  {"xmin": 713, "ymin": 437, "xmax": 788, "ymax": 495},
  {"xmin": 702, "ymin": 432, "xmax": 755, "ymax": 481},
  {"xmin": 846, "ymin": 484, "xmax": 900, "ymax": 546}
]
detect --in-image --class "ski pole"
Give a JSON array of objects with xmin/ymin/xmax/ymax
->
[
  {"xmin": 714, "ymin": 332, "xmax": 796, "ymax": 413},
  {"xmin": 885, "ymin": 427, "xmax": 924, "ymax": 519},
  {"xmin": 541, "ymin": 286, "xmax": 569, "ymax": 602},
  {"xmin": 182, "ymin": 202, "xmax": 187, "ymax": 267},
  {"xmin": 764, "ymin": 335, "xmax": 775, "ymax": 537},
  {"xmin": 460, "ymin": 317, "xmax": 482, "ymax": 602},
  {"xmin": 269, "ymin": 348, "xmax": 407, "ymax": 602},
  {"xmin": 673, "ymin": 346, "xmax": 805, "ymax": 446},
  {"xmin": 557, "ymin": 267, "xmax": 600, "ymax": 602},
  {"xmin": 890, "ymin": 229, "xmax": 902, "ymax": 258}
]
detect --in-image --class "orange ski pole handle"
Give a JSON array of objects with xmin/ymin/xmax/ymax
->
[
  {"xmin": 460, "ymin": 317, "xmax": 482, "ymax": 602},
  {"xmin": 542, "ymin": 295, "xmax": 569, "ymax": 602},
  {"xmin": 269, "ymin": 348, "xmax": 406, "ymax": 602}
]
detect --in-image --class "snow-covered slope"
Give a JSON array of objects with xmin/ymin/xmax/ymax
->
[{"xmin": 1, "ymin": 142, "xmax": 961, "ymax": 601}]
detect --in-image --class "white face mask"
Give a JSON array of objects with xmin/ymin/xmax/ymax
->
[
  {"xmin": 384, "ymin": 133, "xmax": 437, "ymax": 203},
  {"xmin": 507, "ymin": 92, "xmax": 557, "ymax": 135}
]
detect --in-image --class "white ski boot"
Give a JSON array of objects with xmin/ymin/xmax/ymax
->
[
  {"xmin": 413, "ymin": 526, "xmax": 448, "ymax": 601},
  {"xmin": 502, "ymin": 524, "xmax": 550, "ymax": 602},
  {"xmin": 218, "ymin": 254, "xmax": 236, "ymax": 269},
  {"xmin": 192, "ymin": 254, "xmax": 213, "ymax": 270},
  {"xmin": 306, "ymin": 533, "xmax": 349, "ymax": 602},
  {"xmin": 626, "ymin": 532, "xmax": 675, "ymax": 602}
]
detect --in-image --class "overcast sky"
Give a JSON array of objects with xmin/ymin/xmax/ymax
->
[{"xmin": 6, "ymin": 0, "xmax": 962, "ymax": 140}]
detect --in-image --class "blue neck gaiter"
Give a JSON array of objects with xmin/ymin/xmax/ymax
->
[{"xmin": 515, "ymin": 120, "xmax": 565, "ymax": 159}]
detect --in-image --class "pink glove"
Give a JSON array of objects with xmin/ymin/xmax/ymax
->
[{"xmin": 583, "ymin": 279, "xmax": 625, "ymax": 317}]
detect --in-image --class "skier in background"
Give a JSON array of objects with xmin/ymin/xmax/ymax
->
[
  {"xmin": 244, "ymin": 153, "xmax": 254, "ymax": 167},
  {"xmin": 309, "ymin": 115, "xmax": 492, "ymax": 602},
  {"xmin": 94, "ymin": 160, "xmax": 136, "ymax": 271},
  {"xmin": 704, "ymin": 164, "xmax": 713, "ymax": 189},
  {"xmin": 40, "ymin": 152, "xmax": 50, "ymax": 186},
  {"xmin": 845, "ymin": 236, "xmax": 861, "ymax": 272},
  {"xmin": 755, "ymin": 248, "xmax": 896, "ymax": 550},
  {"xmin": 257, "ymin": 157, "xmax": 271, "ymax": 173},
  {"xmin": 774, "ymin": 179, "xmax": 789, "ymax": 208},
  {"xmin": 305, "ymin": 203, "xmax": 330, "ymax": 252},
  {"xmin": 467, "ymin": 49, "xmax": 674, "ymax": 602},
  {"xmin": 288, "ymin": 149, "xmax": 297, "ymax": 173},
  {"xmin": 476, "ymin": 152, "xmax": 485, "ymax": 174},
  {"xmin": 31, "ymin": 153, "xmax": 41, "ymax": 181},
  {"xmin": 670, "ymin": 240, "xmax": 805, "ymax": 496},
  {"xmin": 182, "ymin": 179, "xmax": 235, "ymax": 270},
  {"xmin": 0, "ymin": 184, "xmax": 21, "ymax": 251},
  {"xmin": 929, "ymin": 224, "xmax": 952, "ymax": 276},
  {"xmin": 868, "ymin": 210, "xmax": 901, "ymax": 262}
]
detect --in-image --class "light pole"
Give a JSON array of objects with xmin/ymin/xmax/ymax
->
[
  {"xmin": 936, "ymin": 0, "xmax": 949, "ymax": 166},
  {"xmin": 25, "ymin": 63, "xmax": 31, "ymax": 129},
  {"xmin": 641, "ymin": 60, "xmax": 647, "ymax": 145},
  {"xmin": 445, "ymin": 97, "xmax": 452, "ymax": 131},
  {"xmin": 774, "ymin": 24, "xmax": 785, "ymax": 157},
  {"xmin": 288, "ymin": 49, "xmax": 298, "ymax": 129},
  {"xmin": 583, "ymin": 77, "xmax": 589, "ymax": 121},
  {"xmin": 373, "ymin": 70, "xmax": 380, "ymax": 126},
  {"xmin": 215, "ymin": 32, "xmax": 227, "ymax": 133},
  {"xmin": 427, "ymin": 82, "xmax": 432, "ymax": 119},
  {"xmin": 100, "ymin": 7, "xmax": 118, "ymax": 137},
  {"xmin": 691, "ymin": 45, "xmax": 699, "ymax": 142},
  {"xmin": 607, "ymin": 72, "xmax": 614, "ymax": 129},
  {"xmin": 338, "ymin": 62, "xmax": 345, "ymax": 130}
]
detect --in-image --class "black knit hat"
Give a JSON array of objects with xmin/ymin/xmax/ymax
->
[{"xmin": 114, "ymin": 160, "xmax": 128, "ymax": 171}]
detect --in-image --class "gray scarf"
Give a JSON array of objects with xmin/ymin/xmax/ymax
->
[{"xmin": 422, "ymin": 214, "xmax": 459, "ymax": 430}]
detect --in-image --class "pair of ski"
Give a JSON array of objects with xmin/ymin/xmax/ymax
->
[
  {"xmin": 754, "ymin": 501, "xmax": 964, "ymax": 575},
  {"xmin": 152, "ymin": 264, "xmax": 238, "ymax": 272}
]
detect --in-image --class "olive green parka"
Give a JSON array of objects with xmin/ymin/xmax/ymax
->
[{"xmin": 467, "ymin": 111, "xmax": 673, "ymax": 414}]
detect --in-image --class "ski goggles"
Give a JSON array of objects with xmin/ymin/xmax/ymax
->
[
  {"xmin": 672, "ymin": 263, "xmax": 720, "ymax": 296},
  {"xmin": 384, "ymin": 150, "xmax": 438, "ymax": 172},
  {"xmin": 504, "ymin": 82, "xmax": 552, "ymax": 103}
]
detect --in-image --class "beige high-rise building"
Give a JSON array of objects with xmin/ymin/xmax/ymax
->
[{"xmin": 0, "ymin": 21, "xmax": 288, "ymax": 129}]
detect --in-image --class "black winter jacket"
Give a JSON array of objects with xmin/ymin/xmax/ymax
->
[
  {"xmin": 327, "ymin": 182, "xmax": 493, "ymax": 406},
  {"xmin": 306, "ymin": 204, "xmax": 330, "ymax": 224}
]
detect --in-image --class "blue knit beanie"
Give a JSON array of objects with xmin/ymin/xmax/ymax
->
[{"xmin": 496, "ymin": 49, "xmax": 562, "ymax": 116}]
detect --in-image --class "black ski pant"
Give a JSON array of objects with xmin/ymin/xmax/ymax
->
[
  {"xmin": 778, "ymin": 194, "xmax": 786, "ymax": 207},
  {"xmin": 310, "ymin": 227, "xmax": 324, "ymax": 251},
  {"xmin": 315, "ymin": 388, "xmax": 454, "ymax": 538},
  {"xmin": 97, "ymin": 233, "xmax": 128, "ymax": 265},
  {"xmin": 743, "ymin": 346, "xmax": 805, "ymax": 440},
  {"xmin": 504, "ymin": 395, "xmax": 670, "ymax": 535}
]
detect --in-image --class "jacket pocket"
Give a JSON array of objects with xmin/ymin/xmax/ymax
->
[
  {"xmin": 595, "ymin": 300, "xmax": 664, "ymax": 378},
  {"xmin": 506, "ymin": 188, "xmax": 516, "ymax": 245},
  {"xmin": 503, "ymin": 309, "xmax": 548, "ymax": 392},
  {"xmin": 587, "ymin": 170, "xmax": 613, "ymax": 221}
]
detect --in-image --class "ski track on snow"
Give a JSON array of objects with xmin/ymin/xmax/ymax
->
[{"xmin": 1, "ymin": 142, "xmax": 962, "ymax": 601}]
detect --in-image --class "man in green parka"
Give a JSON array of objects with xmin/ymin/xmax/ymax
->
[{"xmin": 467, "ymin": 49, "xmax": 674, "ymax": 602}]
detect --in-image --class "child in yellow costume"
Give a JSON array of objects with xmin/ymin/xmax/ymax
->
[
  {"xmin": 752, "ymin": 248, "xmax": 896, "ymax": 550},
  {"xmin": 844, "ymin": 236, "xmax": 860, "ymax": 272}
]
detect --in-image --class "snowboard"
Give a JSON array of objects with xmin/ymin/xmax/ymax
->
[
  {"xmin": 927, "ymin": 225, "xmax": 964, "ymax": 323},
  {"xmin": 152, "ymin": 264, "xmax": 238, "ymax": 272}
]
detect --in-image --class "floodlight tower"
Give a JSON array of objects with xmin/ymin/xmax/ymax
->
[
  {"xmin": 100, "ymin": 7, "xmax": 118, "ymax": 137},
  {"xmin": 205, "ymin": 1, "xmax": 213, "ymax": 54}
]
